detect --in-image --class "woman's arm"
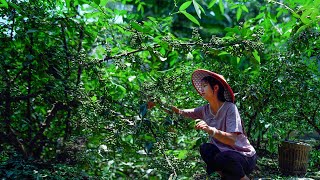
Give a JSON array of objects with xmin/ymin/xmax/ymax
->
[
  {"xmin": 195, "ymin": 119, "xmax": 238, "ymax": 146},
  {"xmin": 148, "ymin": 101, "xmax": 203, "ymax": 119}
]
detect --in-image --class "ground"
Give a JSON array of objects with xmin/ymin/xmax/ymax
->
[{"xmin": 193, "ymin": 149, "xmax": 320, "ymax": 180}]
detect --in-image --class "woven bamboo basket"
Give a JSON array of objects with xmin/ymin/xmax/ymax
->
[{"xmin": 278, "ymin": 140, "xmax": 311, "ymax": 175}]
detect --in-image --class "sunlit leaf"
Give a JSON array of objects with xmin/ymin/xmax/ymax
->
[
  {"xmin": 91, "ymin": 96, "xmax": 97, "ymax": 102},
  {"xmin": 100, "ymin": 0, "xmax": 108, "ymax": 6},
  {"xmin": 237, "ymin": 57, "xmax": 240, "ymax": 64},
  {"xmin": 180, "ymin": 11, "xmax": 200, "ymax": 26},
  {"xmin": 218, "ymin": 51, "xmax": 229, "ymax": 56},
  {"xmin": 65, "ymin": 0, "xmax": 70, "ymax": 9},
  {"xmin": 241, "ymin": 5, "xmax": 248, "ymax": 12},
  {"xmin": 236, "ymin": 7, "xmax": 242, "ymax": 21},
  {"xmin": 192, "ymin": 0, "xmax": 201, "ymax": 19},
  {"xmin": 252, "ymin": 50, "xmax": 261, "ymax": 64},
  {"xmin": 0, "ymin": 0, "xmax": 8, "ymax": 8},
  {"xmin": 219, "ymin": 0, "xmax": 224, "ymax": 14},
  {"xmin": 230, "ymin": 4, "xmax": 239, "ymax": 9},
  {"xmin": 177, "ymin": 150, "xmax": 188, "ymax": 159},
  {"xmin": 208, "ymin": 0, "xmax": 216, "ymax": 8},
  {"xmin": 179, "ymin": 1, "xmax": 192, "ymax": 11}
]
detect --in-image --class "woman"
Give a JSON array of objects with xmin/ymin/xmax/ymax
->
[{"xmin": 149, "ymin": 69, "xmax": 257, "ymax": 180}]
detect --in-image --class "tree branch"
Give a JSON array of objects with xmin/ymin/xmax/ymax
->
[
  {"xmin": 85, "ymin": 40, "xmax": 246, "ymax": 67},
  {"xmin": 11, "ymin": 64, "xmax": 28, "ymax": 83},
  {"xmin": 0, "ymin": 90, "xmax": 45, "ymax": 102},
  {"xmin": 299, "ymin": 111, "xmax": 320, "ymax": 135},
  {"xmin": 2, "ymin": 81, "xmax": 28, "ymax": 157},
  {"xmin": 60, "ymin": 19, "xmax": 72, "ymax": 79},
  {"xmin": 76, "ymin": 25, "xmax": 84, "ymax": 87},
  {"xmin": 29, "ymin": 102, "xmax": 67, "ymax": 148}
]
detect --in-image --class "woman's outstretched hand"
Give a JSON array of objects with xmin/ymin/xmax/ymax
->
[
  {"xmin": 147, "ymin": 101, "xmax": 181, "ymax": 115},
  {"xmin": 147, "ymin": 101, "xmax": 156, "ymax": 109}
]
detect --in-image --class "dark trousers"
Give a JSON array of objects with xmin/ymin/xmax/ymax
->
[{"xmin": 200, "ymin": 143, "xmax": 257, "ymax": 180}]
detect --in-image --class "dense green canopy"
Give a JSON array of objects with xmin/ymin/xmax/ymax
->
[{"xmin": 0, "ymin": 0, "xmax": 319, "ymax": 179}]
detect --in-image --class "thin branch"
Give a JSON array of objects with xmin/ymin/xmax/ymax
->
[
  {"xmin": 299, "ymin": 111, "xmax": 320, "ymax": 135},
  {"xmin": 27, "ymin": 64, "xmax": 32, "ymax": 140},
  {"xmin": 0, "ymin": 91, "xmax": 45, "ymax": 102},
  {"xmin": 11, "ymin": 65, "xmax": 28, "ymax": 83},
  {"xmin": 76, "ymin": 25, "xmax": 84, "ymax": 87},
  {"xmin": 88, "ymin": 41, "xmax": 230, "ymax": 66},
  {"xmin": 312, "ymin": 102, "xmax": 320, "ymax": 122},
  {"xmin": 61, "ymin": 20, "xmax": 71, "ymax": 73},
  {"xmin": 29, "ymin": 102, "xmax": 66, "ymax": 148},
  {"xmin": 267, "ymin": 0, "xmax": 297, "ymax": 16}
]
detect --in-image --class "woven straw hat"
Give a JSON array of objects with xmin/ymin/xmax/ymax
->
[{"xmin": 191, "ymin": 69, "xmax": 235, "ymax": 103}]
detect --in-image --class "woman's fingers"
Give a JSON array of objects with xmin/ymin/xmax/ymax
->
[{"xmin": 195, "ymin": 120, "xmax": 208, "ymax": 130}]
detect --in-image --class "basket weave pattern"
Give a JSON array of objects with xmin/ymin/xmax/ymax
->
[{"xmin": 278, "ymin": 141, "xmax": 311, "ymax": 175}]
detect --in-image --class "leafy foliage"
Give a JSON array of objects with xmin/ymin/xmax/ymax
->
[{"xmin": 0, "ymin": 0, "xmax": 319, "ymax": 179}]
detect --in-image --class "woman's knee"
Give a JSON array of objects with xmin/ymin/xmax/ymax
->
[
  {"xmin": 214, "ymin": 151, "xmax": 246, "ymax": 178},
  {"xmin": 199, "ymin": 143, "xmax": 219, "ymax": 157},
  {"xmin": 199, "ymin": 143, "xmax": 209, "ymax": 155}
]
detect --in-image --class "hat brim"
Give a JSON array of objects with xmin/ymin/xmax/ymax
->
[{"xmin": 191, "ymin": 69, "xmax": 235, "ymax": 103}]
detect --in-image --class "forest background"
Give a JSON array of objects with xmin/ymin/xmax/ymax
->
[{"xmin": 0, "ymin": 0, "xmax": 319, "ymax": 179}]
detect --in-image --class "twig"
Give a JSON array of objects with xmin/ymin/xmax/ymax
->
[{"xmin": 267, "ymin": 0, "xmax": 297, "ymax": 16}]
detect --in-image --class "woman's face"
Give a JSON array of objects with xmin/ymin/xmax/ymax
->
[{"xmin": 200, "ymin": 81, "xmax": 215, "ymax": 100}]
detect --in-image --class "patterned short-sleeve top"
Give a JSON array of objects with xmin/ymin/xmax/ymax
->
[{"xmin": 181, "ymin": 102, "xmax": 256, "ymax": 157}]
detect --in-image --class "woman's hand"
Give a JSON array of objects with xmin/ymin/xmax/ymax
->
[
  {"xmin": 195, "ymin": 119, "xmax": 217, "ymax": 136},
  {"xmin": 195, "ymin": 119, "xmax": 237, "ymax": 146},
  {"xmin": 148, "ymin": 101, "xmax": 182, "ymax": 114},
  {"xmin": 147, "ymin": 101, "xmax": 156, "ymax": 109}
]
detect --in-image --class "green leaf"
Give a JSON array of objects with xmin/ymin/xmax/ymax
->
[
  {"xmin": 218, "ymin": 51, "xmax": 229, "ymax": 56},
  {"xmin": 123, "ymin": 135, "xmax": 134, "ymax": 144},
  {"xmin": 300, "ymin": 8, "xmax": 314, "ymax": 24},
  {"xmin": 198, "ymin": 2, "xmax": 205, "ymax": 14},
  {"xmin": 8, "ymin": 2, "xmax": 21, "ymax": 12},
  {"xmin": 0, "ymin": 0, "xmax": 8, "ymax": 8},
  {"xmin": 192, "ymin": 0, "xmax": 201, "ymax": 19},
  {"xmin": 219, "ymin": 0, "xmax": 224, "ymax": 14},
  {"xmin": 78, "ymin": 0, "xmax": 90, "ymax": 5},
  {"xmin": 180, "ymin": 11, "xmax": 200, "ymax": 26},
  {"xmin": 208, "ymin": 0, "xmax": 216, "ymax": 8},
  {"xmin": 241, "ymin": 5, "xmax": 248, "ymax": 13},
  {"xmin": 91, "ymin": 96, "xmax": 97, "ymax": 102},
  {"xmin": 237, "ymin": 57, "xmax": 240, "ymax": 64},
  {"xmin": 295, "ymin": 24, "xmax": 308, "ymax": 35},
  {"xmin": 230, "ymin": 4, "xmax": 239, "ymax": 9},
  {"xmin": 177, "ymin": 150, "xmax": 188, "ymax": 159},
  {"xmin": 179, "ymin": 1, "xmax": 192, "ymax": 11},
  {"xmin": 65, "ymin": 0, "xmax": 70, "ymax": 9},
  {"xmin": 252, "ymin": 50, "xmax": 260, "ymax": 64},
  {"xmin": 131, "ymin": 21, "xmax": 144, "ymax": 32},
  {"xmin": 236, "ymin": 7, "xmax": 242, "ymax": 21},
  {"xmin": 101, "ymin": 0, "xmax": 108, "ymax": 6},
  {"xmin": 94, "ymin": 0, "xmax": 100, "ymax": 5}
]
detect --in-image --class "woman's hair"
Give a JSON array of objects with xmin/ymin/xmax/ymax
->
[{"xmin": 201, "ymin": 76, "xmax": 226, "ymax": 102}]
